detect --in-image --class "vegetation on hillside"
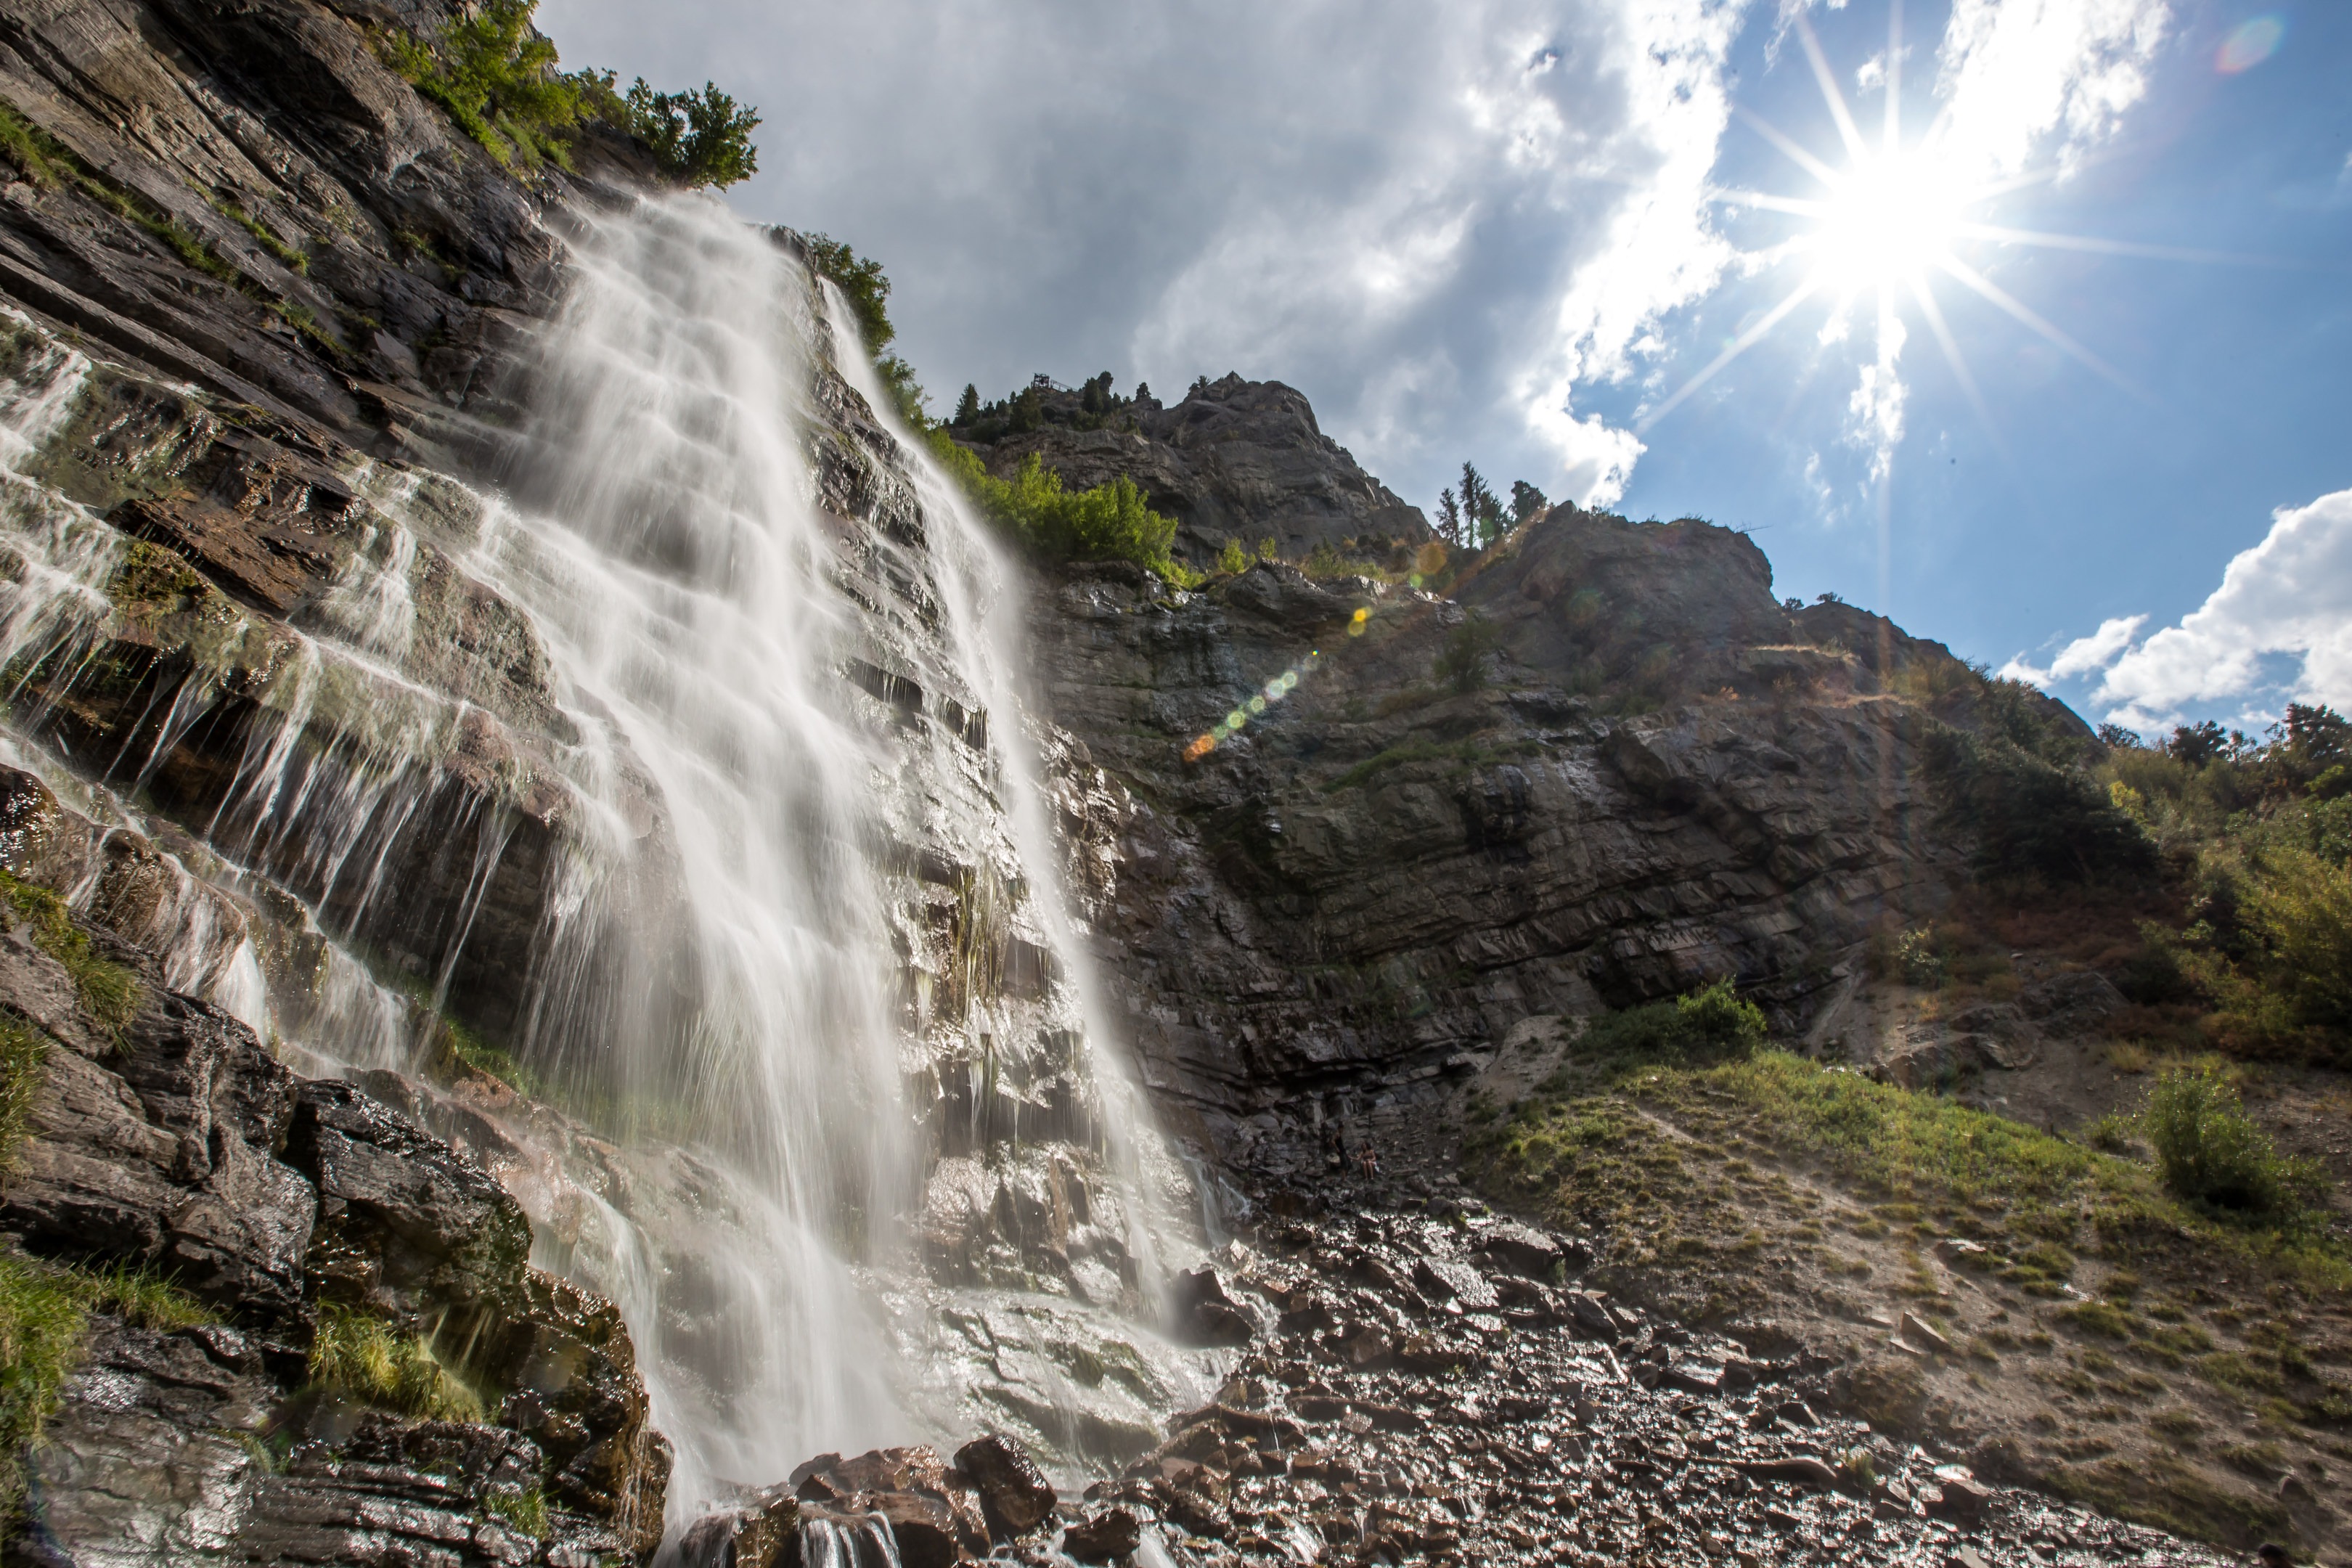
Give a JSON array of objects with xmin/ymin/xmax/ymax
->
[
  {"xmin": 1464, "ymin": 982, "xmax": 2348, "ymax": 1551},
  {"xmin": 2096, "ymin": 705, "xmax": 2352, "ymax": 1064},
  {"xmin": 804, "ymin": 235, "xmax": 926, "ymax": 424},
  {"xmin": 926, "ymin": 431, "xmax": 1199, "ymax": 584},
  {"xmin": 1436, "ymin": 462, "xmax": 1547, "ymax": 552},
  {"xmin": 950, "ymin": 371, "xmax": 1143, "ymax": 443},
  {"xmin": 372, "ymin": 0, "xmax": 759, "ymax": 187}
]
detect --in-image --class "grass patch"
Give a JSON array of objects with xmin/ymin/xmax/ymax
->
[
  {"xmin": 0, "ymin": 1254, "xmax": 86, "ymax": 1514},
  {"xmin": 306, "ymin": 1304, "xmax": 484, "ymax": 1421},
  {"xmin": 0, "ymin": 873, "xmax": 142, "ymax": 1050},
  {"xmin": 483, "ymin": 1486, "xmax": 550, "ymax": 1537},
  {"xmin": 0, "ymin": 1015, "xmax": 49, "ymax": 1169},
  {"xmin": 433, "ymin": 1015, "xmax": 539, "ymax": 1097},
  {"xmin": 1324, "ymin": 738, "xmax": 1495, "ymax": 793},
  {"xmin": 0, "ymin": 1254, "xmax": 214, "ymax": 1514}
]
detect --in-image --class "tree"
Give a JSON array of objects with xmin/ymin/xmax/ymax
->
[
  {"xmin": 2283, "ymin": 703, "xmax": 2352, "ymax": 766},
  {"xmin": 952, "ymin": 384, "xmax": 980, "ymax": 425},
  {"xmin": 1437, "ymin": 487, "xmax": 1463, "ymax": 547},
  {"xmin": 1080, "ymin": 372, "xmax": 1115, "ymax": 415},
  {"xmin": 1510, "ymin": 480, "xmax": 1548, "ymax": 526},
  {"xmin": 2169, "ymin": 721, "xmax": 2232, "ymax": 767},
  {"xmin": 802, "ymin": 234, "xmax": 923, "ymax": 424},
  {"xmin": 620, "ymin": 79, "xmax": 759, "ymax": 188},
  {"xmin": 2096, "ymin": 722, "xmax": 2143, "ymax": 751},
  {"xmin": 1460, "ymin": 462, "xmax": 1503, "ymax": 547},
  {"xmin": 1134, "ymin": 381, "xmax": 1152, "ymax": 404},
  {"xmin": 1188, "ymin": 375, "xmax": 1211, "ymax": 399}
]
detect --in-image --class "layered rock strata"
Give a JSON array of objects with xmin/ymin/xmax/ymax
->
[
  {"xmin": 0, "ymin": 764, "xmax": 669, "ymax": 1564},
  {"xmin": 1026, "ymin": 516, "xmax": 2077, "ymax": 1159}
]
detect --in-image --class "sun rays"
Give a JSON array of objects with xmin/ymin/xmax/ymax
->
[{"xmin": 1638, "ymin": 2, "xmax": 2166, "ymax": 458}]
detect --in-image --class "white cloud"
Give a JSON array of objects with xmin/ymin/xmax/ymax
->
[
  {"xmin": 2051, "ymin": 613, "xmax": 2147, "ymax": 678},
  {"xmin": 1998, "ymin": 612, "xmax": 2147, "ymax": 691},
  {"xmin": 1933, "ymin": 0, "xmax": 2171, "ymax": 184},
  {"xmin": 2083, "ymin": 489, "xmax": 2352, "ymax": 720},
  {"xmin": 534, "ymin": 0, "xmax": 2176, "ymax": 516}
]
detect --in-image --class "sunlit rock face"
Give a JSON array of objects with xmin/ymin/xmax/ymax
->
[{"xmin": 1026, "ymin": 507, "xmax": 2093, "ymax": 1173}]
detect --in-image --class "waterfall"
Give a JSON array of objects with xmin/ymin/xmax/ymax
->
[{"xmin": 0, "ymin": 190, "xmax": 1218, "ymax": 1538}]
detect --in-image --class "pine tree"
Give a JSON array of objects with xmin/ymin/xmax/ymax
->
[
  {"xmin": 1437, "ymin": 487, "xmax": 1462, "ymax": 546},
  {"xmin": 953, "ymin": 383, "xmax": 980, "ymax": 425},
  {"xmin": 1509, "ymin": 480, "xmax": 1548, "ymax": 526}
]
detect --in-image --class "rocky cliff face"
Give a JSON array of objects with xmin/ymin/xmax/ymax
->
[
  {"xmin": 1028, "ymin": 505, "xmax": 2094, "ymax": 1170},
  {"xmin": 952, "ymin": 372, "xmax": 1429, "ymax": 568},
  {"xmin": 0, "ymin": 763, "xmax": 669, "ymax": 1563},
  {"xmin": 0, "ymin": 0, "xmax": 672, "ymax": 463}
]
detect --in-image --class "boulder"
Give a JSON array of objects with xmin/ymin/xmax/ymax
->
[
  {"xmin": 1410, "ymin": 1256, "xmax": 1499, "ymax": 1312},
  {"xmin": 1474, "ymin": 1220, "xmax": 1567, "ymax": 1278},
  {"xmin": 282, "ymin": 1078, "xmax": 534, "ymax": 1322},
  {"xmin": 1062, "ymin": 1506, "xmax": 1143, "ymax": 1564},
  {"xmin": 953, "ymin": 1434, "xmax": 1056, "ymax": 1537},
  {"xmin": 1172, "ymin": 1266, "xmax": 1255, "ymax": 1346}
]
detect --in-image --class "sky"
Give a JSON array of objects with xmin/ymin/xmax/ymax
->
[{"xmin": 538, "ymin": 0, "xmax": 2351, "ymax": 741}]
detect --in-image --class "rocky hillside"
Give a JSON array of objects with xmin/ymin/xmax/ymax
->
[
  {"xmin": 0, "ymin": 2, "xmax": 2341, "ymax": 1567},
  {"xmin": 950, "ymin": 372, "xmax": 1429, "ymax": 569}
]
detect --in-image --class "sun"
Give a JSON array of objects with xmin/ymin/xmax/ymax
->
[
  {"xmin": 1634, "ymin": 4, "xmax": 2176, "ymax": 444},
  {"xmin": 1807, "ymin": 147, "xmax": 1964, "ymax": 293}
]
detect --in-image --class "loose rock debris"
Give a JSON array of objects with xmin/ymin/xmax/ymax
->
[{"xmin": 725, "ymin": 1206, "xmax": 2238, "ymax": 1567}]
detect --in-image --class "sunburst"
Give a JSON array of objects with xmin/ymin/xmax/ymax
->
[{"xmin": 1638, "ymin": 3, "xmax": 2247, "ymax": 449}]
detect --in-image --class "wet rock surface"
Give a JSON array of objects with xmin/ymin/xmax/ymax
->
[{"xmin": 0, "ymin": 784, "xmax": 668, "ymax": 1564}]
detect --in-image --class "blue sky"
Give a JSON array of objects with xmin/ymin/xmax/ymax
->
[{"xmin": 539, "ymin": 0, "xmax": 2351, "ymax": 738}]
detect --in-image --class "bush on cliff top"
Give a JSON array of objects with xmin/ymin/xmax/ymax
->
[
  {"xmin": 375, "ymin": 0, "xmax": 759, "ymax": 188},
  {"xmin": 804, "ymin": 234, "xmax": 926, "ymax": 425},
  {"xmin": 927, "ymin": 431, "xmax": 1199, "ymax": 585}
]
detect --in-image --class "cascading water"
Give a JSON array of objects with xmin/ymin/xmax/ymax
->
[{"xmin": 0, "ymin": 192, "xmax": 1219, "ymax": 1538}]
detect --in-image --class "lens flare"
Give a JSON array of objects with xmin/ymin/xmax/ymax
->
[
  {"xmin": 1184, "ymin": 647, "xmax": 1330, "ymax": 760},
  {"xmin": 2216, "ymin": 16, "xmax": 2284, "ymax": 74}
]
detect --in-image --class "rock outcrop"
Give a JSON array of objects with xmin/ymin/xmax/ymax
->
[
  {"xmin": 0, "ymin": 765, "xmax": 669, "ymax": 1563},
  {"xmin": 0, "ymin": 0, "xmax": 672, "ymax": 464},
  {"xmin": 952, "ymin": 372, "xmax": 1429, "ymax": 568},
  {"xmin": 1026, "ymin": 510, "xmax": 2099, "ymax": 1169}
]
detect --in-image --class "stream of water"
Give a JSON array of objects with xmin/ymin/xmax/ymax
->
[{"xmin": 0, "ymin": 192, "xmax": 1214, "ymax": 1538}]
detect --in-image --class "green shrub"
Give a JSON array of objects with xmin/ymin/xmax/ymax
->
[
  {"xmin": 2239, "ymin": 845, "xmax": 2352, "ymax": 1031},
  {"xmin": 308, "ymin": 1305, "xmax": 484, "ymax": 1421},
  {"xmin": 0, "ymin": 873, "xmax": 142, "ymax": 1050},
  {"xmin": 375, "ymin": 0, "xmax": 589, "ymax": 170},
  {"xmin": 2144, "ymin": 1066, "xmax": 2309, "ymax": 1217},
  {"xmin": 1893, "ymin": 926, "xmax": 1947, "ymax": 987},
  {"xmin": 1924, "ymin": 727, "xmax": 2157, "ymax": 886},
  {"xmin": 1216, "ymin": 539, "xmax": 1249, "ymax": 576},
  {"xmin": 804, "ymin": 235, "xmax": 924, "ymax": 422},
  {"xmin": 1558, "ymin": 979, "xmax": 1765, "ymax": 1074},
  {"xmin": 927, "ymin": 433, "xmax": 1196, "ymax": 584},
  {"xmin": 374, "ymin": 0, "xmax": 758, "ymax": 187},
  {"xmin": 1432, "ymin": 616, "xmax": 1499, "ymax": 694}
]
